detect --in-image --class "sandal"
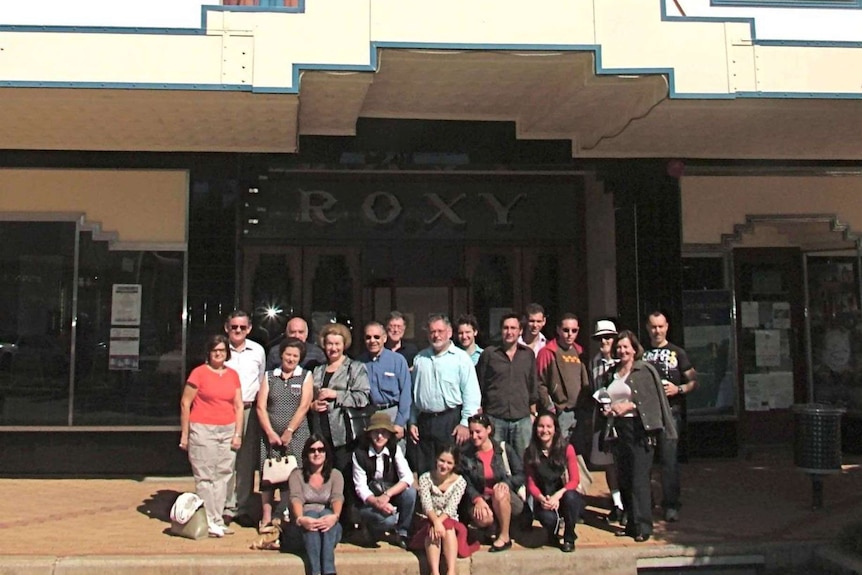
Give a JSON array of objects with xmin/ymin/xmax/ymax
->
[{"xmin": 259, "ymin": 520, "xmax": 277, "ymax": 534}]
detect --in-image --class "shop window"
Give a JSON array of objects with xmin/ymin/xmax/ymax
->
[
  {"xmin": 0, "ymin": 222, "xmax": 75, "ymax": 425},
  {"xmin": 72, "ymin": 231, "xmax": 185, "ymax": 426},
  {"xmin": 807, "ymin": 255, "xmax": 862, "ymax": 414},
  {"xmin": 681, "ymin": 256, "xmax": 736, "ymax": 418},
  {"xmin": 0, "ymin": 221, "xmax": 186, "ymax": 427}
]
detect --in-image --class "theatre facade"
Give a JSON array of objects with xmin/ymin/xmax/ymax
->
[{"xmin": 1, "ymin": 0, "xmax": 862, "ymax": 474}]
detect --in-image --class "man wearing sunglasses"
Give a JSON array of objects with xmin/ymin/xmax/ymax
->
[
  {"xmin": 536, "ymin": 313, "xmax": 591, "ymax": 450},
  {"xmin": 358, "ymin": 321, "xmax": 412, "ymax": 440},
  {"xmin": 223, "ymin": 310, "xmax": 266, "ymax": 527}
]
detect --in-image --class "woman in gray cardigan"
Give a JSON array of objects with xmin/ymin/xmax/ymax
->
[
  {"xmin": 605, "ymin": 329, "xmax": 676, "ymax": 543},
  {"xmin": 311, "ymin": 322, "xmax": 370, "ymax": 528}
]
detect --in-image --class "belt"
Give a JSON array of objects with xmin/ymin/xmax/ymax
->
[
  {"xmin": 243, "ymin": 402, "xmax": 254, "ymax": 409},
  {"xmin": 418, "ymin": 405, "xmax": 461, "ymax": 418},
  {"xmin": 375, "ymin": 402, "xmax": 398, "ymax": 410}
]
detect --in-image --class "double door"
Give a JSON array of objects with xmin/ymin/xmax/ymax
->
[{"xmin": 242, "ymin": 243, "xmax": 580, "ymax": 351}]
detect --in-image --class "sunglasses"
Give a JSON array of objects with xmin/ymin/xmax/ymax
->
[
  {"xmin": 307, "ymin": 446, "xmax": 326, "ymax": 454},
  {"xmin": 468, "ymin": 414, "xmax": 491, "ymax": 425},
  {"xmin": 364, "ymin": 335, "xmax": 382, "ymax": 340},
  {"xmin": 561, "ymin": 328, "xmax": 579, "ymax": 334},
  {"xmin": 229, "ymin": 324, "xmax": 249, "ymax": 331}
]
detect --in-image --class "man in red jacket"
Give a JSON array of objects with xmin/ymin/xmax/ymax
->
[{"xmin": 536, "ymin": 313, "xmax": 590, "ymax": 452}]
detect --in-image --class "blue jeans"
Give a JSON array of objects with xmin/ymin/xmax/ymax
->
[
  {"xmin": 358, "ymin": 485, "xmax": 417, "ymax": 538},
  {"xmin": 301, "ymin": 509, "xmax": 342, "ymax": 575},
  {"xmin": 489, "ymin": 415, "xmax": 532, "ymax": 460}
]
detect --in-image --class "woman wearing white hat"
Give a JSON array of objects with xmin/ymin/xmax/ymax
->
[{"xmin": 589, "ymin": 319, "xmax": 624, "ymax": 524}]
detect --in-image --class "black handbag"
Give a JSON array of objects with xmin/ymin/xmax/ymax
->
[{"xmin": 343, "ymin": 405, "xmax": 375, "ymax": 443}]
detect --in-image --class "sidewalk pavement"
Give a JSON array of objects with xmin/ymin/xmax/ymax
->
[{"xmin": 1, "ymin": 448, "xmax": 860, "ymax": 574}]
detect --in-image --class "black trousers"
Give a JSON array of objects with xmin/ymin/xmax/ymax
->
[
  {"xmin": 613, "ymin": 417, "xmax": 655, "ymax": 537},
  {"xmin": 414, "ymin": 406, "xmax": 461, "ymax": 475}
]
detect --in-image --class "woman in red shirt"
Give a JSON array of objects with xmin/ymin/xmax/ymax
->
[
  {"xmin": 179, "ymin": 334, "xmax": 244, "ymax": 538},
  {"xmin": 523, "ymin": 411, "xmax": 583, "ymax": 553}
]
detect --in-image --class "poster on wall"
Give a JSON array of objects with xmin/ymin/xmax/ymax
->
[
  {"xmin": 109, "ymin": 327, "xmax": 140, "ymax": 370},
  {"xmin": 754, "ymin": 329, "xmax": 782, "ymax": 367},
  {"xmin": 744, "ymin": 373, "xmax": 770, "ymax": 411},
  {"xmin": 111, "ymin": 284, "xmax": 142, "ymax": 326}
]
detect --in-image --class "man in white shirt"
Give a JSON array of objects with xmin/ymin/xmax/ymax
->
[
  {"xmin": 518, "ymin": 302, "xmax": 548, "ymax": 356},
  {"xmin": 223, "ymin": 310, "xmax": 266, "ymax": 526}
]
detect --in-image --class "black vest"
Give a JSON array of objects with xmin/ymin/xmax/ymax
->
[{"xmin": 353, "ymin": 447, "xmax": 397, "ymax": 484}]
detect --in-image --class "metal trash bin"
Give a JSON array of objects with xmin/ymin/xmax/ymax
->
[{"xmin": 792, "ymin": 403, "xmax": 845, "ymax": 509}]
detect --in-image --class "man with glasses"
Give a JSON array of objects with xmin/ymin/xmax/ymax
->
[
  {"xmin": 384, "ymin": 311, "xmax": 419, "ymax": 368},
  {"xmin": 408, "ymin": 314, "xmax": 481, "ymax": 474},
  {"xmin": 358, "ymin": 321, "xmax": 412, "ymax": 440},
  {"xmin": 266, "ymin": 315, "xmax": 326, "ymax": 371},
  {"xmin": 536, "ymin": 313, "xmax": 591, "ymax": 450},
  {"xmin": 476, "ymin": 313, "xmax": 538, "ymax": 458},
  {"xmin": 223, "ymin": 310, "xmax": 266, "ymax": 527}
]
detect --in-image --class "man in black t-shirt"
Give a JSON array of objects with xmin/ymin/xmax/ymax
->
[{"xmin": 643, "ymin": 311, "xmax": 697, "ymax": 523}]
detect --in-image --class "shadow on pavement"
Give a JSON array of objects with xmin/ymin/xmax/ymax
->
[{"xmin": 137, "ymin": 488, "xmax": 181, "ymax": 524}]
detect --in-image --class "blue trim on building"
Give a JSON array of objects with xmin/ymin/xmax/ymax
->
[
  {"xmin": 0, "ymin": 80, "xmax": 251, "ymax": 90},
  {"xmin": 0, "ymin": 1, "xmax": 859, "ymax": 99},
  {"xmin": 663, "ymin": 0, "xmax": 862, "ymax": 49},
  {"xmin": 711, "ymin": 0, "xmax": 861, "ymax": 9}
]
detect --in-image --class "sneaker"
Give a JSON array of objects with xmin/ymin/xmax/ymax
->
[
  {"xmin": 208, "ymin": 523, "xmax": 225, "ymax": 538},
  {"xmin": 608, "ymin": 507, "xmax": 624, "ymax": 523},
  {"xmin": 664, "ymin": 508, "xmax": 679, "ymax": 522},
  {"xmin": 221, "ymin": 526, "xmax": 235, "ymax": 535}
]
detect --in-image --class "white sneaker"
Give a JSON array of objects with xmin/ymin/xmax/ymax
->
[{"xmin": 208, "ymin": 522, "xmax": 225, "ymax": 538}]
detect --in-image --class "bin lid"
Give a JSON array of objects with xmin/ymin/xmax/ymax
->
[{"xmin": 791, "ymin": 403, "xmax": 846, "ymax": 415}]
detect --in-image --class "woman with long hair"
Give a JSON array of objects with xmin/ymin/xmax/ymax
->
[
  {"xmin": 458, "ymin": 413, "xmax": 525, "ymax": 552},
  {"xmin": 606, "ymin": 330, "xmax": 676, "ymax": 542},
  {"xmin": 256, "ymin": 337, "xmax": 314, "ymax": 533},
  {"xmin": 288, "ymin": 434, "xmax": 344, "ymax": 575},
  {"xmin": 523, "ymin": 411, "xmax": 583, "ymax": 552},
  {"xmin": 410, "ymin": 444, "xmax": 479, "ymax": 575},
  {"xmin": 179, "ymin": 334, "xmax": 244, "ymax": 538}
]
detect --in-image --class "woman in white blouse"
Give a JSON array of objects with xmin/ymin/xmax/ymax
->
[{"xmin": 409, "ymin": 444, "xmax": 478, "ymax": 575}]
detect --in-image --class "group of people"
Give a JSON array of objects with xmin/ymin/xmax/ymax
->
[{"xmin": 179, "ymin": 305, "xmax": 696, "ymax": 575}]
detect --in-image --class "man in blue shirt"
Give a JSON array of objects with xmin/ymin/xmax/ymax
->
[
  {"xmin": 358, "ymin": 321, "xmax": 412, "ymax": 440},
  {"xmin": 408, "ymin": 313, "xmax": 481, "ymax": 474},
  {"xmin": 456, "ymin": 313, "xmax": 483, "ymax": 366}
]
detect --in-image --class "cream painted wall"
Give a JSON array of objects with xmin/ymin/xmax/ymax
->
[
  {"xmin": 0, "ymin": 0, "xmax": 860, "ymax": 96},
  {"xmin": 0, "ymin": 169, "xmax": 188, "ymax": 244},
  {"xmin": 681, "ymin": 175, "xmax": 862, "ymax": 246}
]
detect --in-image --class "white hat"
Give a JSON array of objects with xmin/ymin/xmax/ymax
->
[{"xmin": 592, "ymin": 320, "xmax": 618, "ymax": 339}]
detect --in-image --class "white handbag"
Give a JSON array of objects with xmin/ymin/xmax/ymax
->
[{"xmin": 261, "ymin": 452, "xmax": 298, "ymax": 486}]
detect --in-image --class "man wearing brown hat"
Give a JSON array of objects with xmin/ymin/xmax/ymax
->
[{"xmin": 352, "ymin": 411, "xmax": 416, "ymax": 548}]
